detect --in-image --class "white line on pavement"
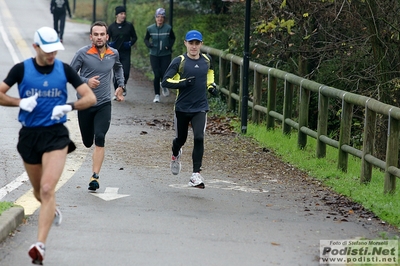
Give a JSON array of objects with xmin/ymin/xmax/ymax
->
[{"xmin": 0, "ymin": 173, "xmax": 29, "ymax": 200}]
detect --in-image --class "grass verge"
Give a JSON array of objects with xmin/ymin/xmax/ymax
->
[
  {"xmin": 238, "ymin": 121, "xmax": 400, "ymax": 229},
  {"xmin": 0, "ymin": 202, "xmax": 13, "ymax": 216}
]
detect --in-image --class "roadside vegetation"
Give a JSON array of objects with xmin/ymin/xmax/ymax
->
[
  {"xmin": 0, "ymin": 202, "xmax": 13, "ymax": 216},
  {"xmin": 208, "ymin": 96, "xmax": 400, "ymax": 230},
  {"xmin": 247, "ymin": 122, "xmax": 400, "ymax": 228}
]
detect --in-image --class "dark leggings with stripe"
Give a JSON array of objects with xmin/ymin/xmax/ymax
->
[{"xmin": 172, "ymin": 111, "xmax": 207, "ymax": 173}]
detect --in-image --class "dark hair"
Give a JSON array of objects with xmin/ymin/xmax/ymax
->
[{"xmin": 90, "ymin": 21, "xmax": 108, "ymax": 34}]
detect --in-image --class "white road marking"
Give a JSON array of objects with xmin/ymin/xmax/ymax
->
[
  {"xmin": 0, "ymin": 173, "xmax": 28, "ymax": 200},
  {"xmin": 0, "ymin": 0, "xmax": 20, "ymax": 64},
  {"xmin": 169, "ymin": 179, "xmax": 269, "ymax": 193},
  {"xmin": 90, "ymin": 187, "xmax": 130, "ymax": 201}
]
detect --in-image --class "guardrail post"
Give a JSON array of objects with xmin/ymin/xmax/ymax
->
[
  {"xmin": 338, "ymin": 93, "xmax": 353, "ymax": 172},
  {"xmin": 360, "ymin": 99, "xmax": 375, "ymax": 183},
  {"xmin": 266, "ymin": 70, "xmax": 276, "ymax": 130},
  {"xmin": 218, "ymin": 57, "xmax": 228, "ymax": 91},
  {"xmin": 316, "ymin": 86, "xmax": 328, "ymax": 158},
  {"xmin": 252, "ymin": 68, "xmax": 262, "ymax": 123},
  {"xmin": 283, "ymin": 75, "xmax": 293, "ymax": 135},
  {"xmin": 229, "ymin": 61, "xmax": 239, "ymax": 112},
  {"xmin": 239, "ymin": 65, "xmax": 243, "ymax": 116},
  {"xmin": 384, "ymin": 110, "xmax": 399, "ymax": 193},
  {"xmin": 298, "ymin": 82, "xmax": 309, "ymax": 148}
]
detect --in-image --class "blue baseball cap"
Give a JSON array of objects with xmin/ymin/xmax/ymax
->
[{"xmin": 185, "ymin": 30, "xmax": 203, "ymax": 42}]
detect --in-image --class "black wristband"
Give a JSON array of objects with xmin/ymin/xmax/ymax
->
[{"xmin": 67, "ymin": 102, "xmax": 75, "ymax": 110}]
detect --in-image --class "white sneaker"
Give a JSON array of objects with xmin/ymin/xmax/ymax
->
[
  {"xmin": 53, "ymin": 207, "xmax": 62, "ymax": 226},
  {"xmin": 153, "ymin": 94, "xmax": 160, "ymax": 103},
  {"xmin": 28, "ymin": 242, "xmax": 45, "ymax": 265},
  {"xmin": 170, "ymin": 148, "xmax": 182, "ymax": 175},
  {"xmin": 188, "ymin": 172, "xmax": 205, "ymax": 189},
  {"xmin": 161, "ymin": 83, "xmax": 170, "ymax": 97}
]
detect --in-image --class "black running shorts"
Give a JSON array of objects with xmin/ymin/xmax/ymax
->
[{"xmin": 17, "ymin": 124, "xmax": 76, "ymax": 164}]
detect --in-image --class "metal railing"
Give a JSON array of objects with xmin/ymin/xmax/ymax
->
[{"xmin": 201, "ymin": 45, "xmax": 400, "ymax": 194}]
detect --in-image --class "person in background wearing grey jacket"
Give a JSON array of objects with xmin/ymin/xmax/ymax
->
[
  {"xmin": 144, "ymin": 7, "xmax": 175, "ymax": 103},
  {"xmin": 70, "ymin": 21, "xmax": 125, "ymax": 192}
]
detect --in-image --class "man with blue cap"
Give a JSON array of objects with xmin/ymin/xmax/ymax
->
[{"xmin": 162, "ymin": 30, "xmax": 218, "ymax": 189}]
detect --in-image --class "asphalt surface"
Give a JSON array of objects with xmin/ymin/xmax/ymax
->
[{"xmin": 0, "ymin": 1, "xmax": 399, "ymax": 266}]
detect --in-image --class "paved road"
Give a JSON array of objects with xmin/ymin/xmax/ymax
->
[{"xmin": 0, "ymin": 1, "xmax": 398, "ymax": 265}]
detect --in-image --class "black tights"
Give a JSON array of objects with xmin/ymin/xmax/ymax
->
[
  {"xmin": 150, "ymin": 54, "xmax": 171, "ymax": 95},
  {"xmin": 172, "ymin": 111, "xmax": 207, "ymax": 173},
  {"xmin": 53, "ymin": 12, "xmax": 66, "ymax": 39}
]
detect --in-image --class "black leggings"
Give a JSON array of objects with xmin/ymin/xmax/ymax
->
[
  {"xmin": 53, "ymin": 12, "xmax": 66, "ymax": 39},
  {"xmin": 77, "ymin": 102, "xmax": 111, "ymax": 148},
  {"xmin": 150, "ymin": 54, "xmax": 171, "ymax": 95},
  {"xmin": 172, "ymin": 111, "xmax": 207, "ymax": 173}
]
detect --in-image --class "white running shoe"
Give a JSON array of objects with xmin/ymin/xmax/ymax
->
[
  {"xmin": 188, "ymin": 172, "xmax": 205, "ymax": 189},
  {"xmin": 161, "ymin": 83, "xmax": 170, "ymax": 97},
  {"xmin": 170, "ymin": 148, "xmax": 182, "ymax": 175},
  {"xmin": 53, "ymin": 207, "xmax": 62, "ymax": 226},
  {"xmin": 28, "ymin": 242, "xmax": 45, "ymax": 265},
  {"xmin": 153, "ymin": 94, "xmax": 160, "ymax": 103}
]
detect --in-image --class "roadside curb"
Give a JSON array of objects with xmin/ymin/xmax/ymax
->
[{"xmin": 0, "ymin": 206, "xmax": 24, "ymax": 243}]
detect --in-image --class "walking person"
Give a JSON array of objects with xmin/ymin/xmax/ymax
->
[
  {"xmin": 108, "ymin": 5, "xmax": 137, "ymax": 98},
  {"xmin": 50, "ymin": 0, "xmax": 72, "ymax": 43},
  {"xmin": 0, "ymin": 26, "xmax": 96, "ymax": 265},
  {"xmin": 144, "ymin": 7, "xmax": 176, "ymax": 103},
  {"xmin": 161, "ymin": 30, "xmax": 218, "ymax": 189},
  {"xmin": 70, "ymin": 21, "xmax": 125, "ymax": 191}
]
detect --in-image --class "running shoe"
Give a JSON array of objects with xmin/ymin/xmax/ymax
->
[
  {"xmin": 161, "ymin": 83, "xmax": 170, "ymax": 97},
  {"xmin": 170, "ymin": 149, "xmax": 182, "ymax": 175},
  {"xmin": 188, "ymin": 172, "xmax": 205, "ymax": 189},
  {"xmin": 28, "ymin": 242, "xmax": 45, "ymax": 265},
  {"xmin": 53, "ymin": 207, "xmax": 62, "ymax": 226},
  {"xmin": 88, "ymin": 174, "xmax": 100, "ymax": 191},
  {"xmin": 153, "ymin": 94, "xmax": 160, "ymax": 103}
]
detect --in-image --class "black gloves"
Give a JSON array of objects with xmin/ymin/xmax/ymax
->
[
  {"xmin": 207, "ymin": 83, "xmax": 218, "ymax": 96},
  {"xmin": 185, "ymin": 76, "xmax": 196, "ymax": 87}
]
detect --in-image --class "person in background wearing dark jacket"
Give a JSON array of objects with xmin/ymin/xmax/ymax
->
[
  {"xmin": 50, "ymin": 0, "xmax": 72, "ymax": 43},
  {"xmin": 144, "ymin": 8, "xmax": 176, "ymax": 103},
  {"xmin": 108, "ymin": 6, "xmax": 137, "ymax": 97}
]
